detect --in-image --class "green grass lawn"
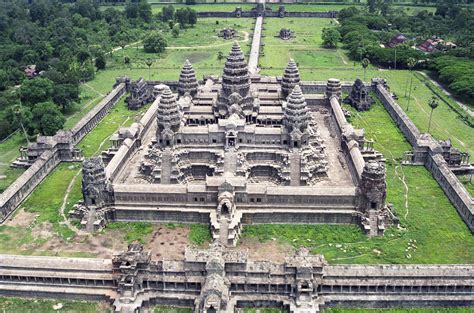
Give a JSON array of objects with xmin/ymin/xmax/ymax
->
[
  {"xmin": 459, "ymin": 175, "xmax": 474, "ymax": 197},
  {"xmin": 0, "ymin": 297, "xmax": 104, "ymax": 313},
  {"xmin": 241, "ymin": 99, "xmax": 474, "ymax": 264}
]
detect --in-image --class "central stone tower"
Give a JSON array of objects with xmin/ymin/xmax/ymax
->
[{"xmin": 214, "ymin": 42, "xmax": 258, "ymax": 123}]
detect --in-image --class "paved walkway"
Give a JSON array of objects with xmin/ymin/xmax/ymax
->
[{"xmin": 248, "ymin": 16, "xmax": 263, "ymax": 74}]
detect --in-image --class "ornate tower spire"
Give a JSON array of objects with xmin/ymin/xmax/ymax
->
[
  {"xmin": 284, "ymin": 85, "xmax": 310, "ymax": 133},
  {"xmin": 281, "ymin": 59, "xmax": 300, "ymax": 97},
  {"xmin": 214, "ymin": 42, "xmax": 257, "ymax": 121},
  {"xmin": 156, "ymin": 86, "xmax": 181, "ymax": 147},
  {"xmin": 178, "ymin": 59, "xmax": 198, "ymax": 97},
  {"xmin": 82, "ymin": 157, "xmax": 113, "ymax": 207}
]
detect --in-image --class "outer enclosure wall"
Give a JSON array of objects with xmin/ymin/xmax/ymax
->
[
  {"xmin": 0, "ymin": 83, "xmax": 126, "ymax": 223},
  {"xmin": 0, "ymin": 254, "xmax": 472, "ymax": 309},
  {"xmin": 375, "ymin": 84, "xmax": 473, "ymax": 232}
]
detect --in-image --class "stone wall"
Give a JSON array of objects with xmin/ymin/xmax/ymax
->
[
  {"xmin": 0, "ymin": 83, "xmax": 126, "ymax": 223},
  {"xmin": 375, "ymin": 83, "xmax": 474, "ymax": 232},
  {"xmin": 0, "ymin": 150, "xmax": 61, "ymax": 222},
  {"xmin": 0, "ymin": 248, "xmax": 472, "ymax": 312},
  {"xmin": 71, "ymin": 83, "xmax": 126, "ymax": 144},
  {"xmin": 426, "ymin": 153, "xmax": 474, "ymax": 231}
]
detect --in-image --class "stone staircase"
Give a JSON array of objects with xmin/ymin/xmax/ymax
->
[
  {"xmin": 289, "ymin": 152, "xmax": 301, "ymax": 186},
  {"xmin": 160, "ymin": 150, "xmax": 172, "ymax": 184},
  {"xmin": 368, "ymin": 209, "xmax": 379, "ymax": 237},
  {"xmin": 224, "ymin": 149, "xmax": 237, "ymax": 174}
]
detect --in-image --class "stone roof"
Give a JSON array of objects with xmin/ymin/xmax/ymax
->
[
  {"xmin": 284, "ymin": 85, "xmax": 310, "ymax": 133},
  {"xmin": 157, "ymin": 86, "xmax": 181, "ymax": 132},
  {"xmin": 178, "ymin": 60, "xmax": 198, "ymax": 97},
  {"xmin": 281, "ymin": 59, "xmax": 300, "ymax": 96}
]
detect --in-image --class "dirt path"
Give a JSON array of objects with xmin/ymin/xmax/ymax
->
[
  {"xmin": 167, "ymin": 31, "xmax": 249, "ymax": 50},
  {"xmin": 83, "ymin": 83, "xmax": 105, "ymax": 97},
  {"xmin": 59, "ymin": 170, "xmax": 86, "ymax": 235}
]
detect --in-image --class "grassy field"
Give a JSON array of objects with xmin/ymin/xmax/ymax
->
[
  {"xmin": 0, "ymin": 297, "xmax": 105, "ymax": 313},
  {"xmin": 241, "ymin": 98, "xmax": 474, "ymax": 264}
]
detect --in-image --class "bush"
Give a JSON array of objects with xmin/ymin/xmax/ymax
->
[{"xmin": 143, "ymin": 31, "xmax": 167, "ymax": 53}]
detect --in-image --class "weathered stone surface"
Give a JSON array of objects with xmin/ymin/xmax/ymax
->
[
  {"xmin": 344, "ymin": 78, "xmax": 374, "ymax": 111},
  {"xmin": 281, "ymin": 59, "xmax": 300, "ymax": 97},
  {"xmin": 178, "ymin": 60, "xmax": 198, "ymax": 97}
]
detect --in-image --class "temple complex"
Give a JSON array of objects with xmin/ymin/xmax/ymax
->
[{"xmin": 71, "ymin": 42, "xmax": 393, "ymax": 246}]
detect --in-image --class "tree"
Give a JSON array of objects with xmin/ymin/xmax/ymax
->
[
  {"xmin": 172, "ymin": 24, "xmax": 180, "ymax": 38},
  {"xmin": 143, "ymin": 32, "xmax": 168, "ymax": 53},
  {"xmin": 175, "ymin": 8, "xmax": 189, "ymax": 27},
  {"xmin": 125, "ymin": 1, "xmax": 139, "ymax": 19},
  {"xmin": 145, "ymin": 58, "xmax": 154, "ymax": 80},
  {"xmin": 31, "ymin": 102, "xmax": 65, "ymax": 136},
  {"xmin": 188, "ymin": 9, "xmax": 197, "ymax": 26},
  {"xmin": 162, "ymin": 5, "xmax": 175, "ymax": 22},
  {"xmin": 427, "ymin": 97, "xmax": 439, "ymax": 133},
  {"xmin": 19, "ymin": 77, "xmax": 54, "ymax": 105},
  {"xmin": 322, "ymin": 28, "xmax": 341, "ymax": 48},
  {"xmin": 6, "ymin": 104, "xmax": 33, "ymax": 139},
  {"xmin": 405, "ymin": 57, "xmax": 417, "ymax": 111},
  {"xmin": 53, "ymin": 84, "xmax": 79, "ymax": 112},
  {"xmin": 217, "ymin": 51, "xmax": 224, "ymax": 63},
  {"xmin": 361, "ymin": 58, "xmax": 370, "ymax": 81},
  {"xmin": 138, "ymin": 0, "xmax": 152, "ymax": 23},
  {"xmin": 95, "ymin": 53, "xmax": 106, "ymax": 70},
  {"xmin": 0, "ymin": 70, "xmax": 10, "ymax": 91}
]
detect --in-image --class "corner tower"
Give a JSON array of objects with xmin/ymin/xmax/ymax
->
[
  {"xmin": 156, "ymin": 86, "xmax": 181, "ymax": 147},
  {"xmin": 284, "ymin": 85, "xmax": 311, "ymax": 148}
]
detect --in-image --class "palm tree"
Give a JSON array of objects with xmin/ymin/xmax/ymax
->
[
  {"xmin": 427, "ymin": 97, "xmax": 439, "ymax": 133},
  {"xmin": 13, "ymin": 104, "xmax": 30, "ymax": 144},
  {"xmin": 405, "ymin": 57, "xmax": 417, "ymax": 112},
  {"xmin": 145, "ymin": 58, "xmax": 154, "ymax": 80},
  {"xmin": 217, "ymin": 51, "xmax": 224, "ymax": 63},
  {"xmin": 361, "ymin": 58, "xmax": 370, "ymax": 81}
]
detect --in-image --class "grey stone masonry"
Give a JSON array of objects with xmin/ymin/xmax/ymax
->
[
  {"xmin": 0, "ymin": 245, "xmax": 472, "ymax": 312},
  {"xmin": 178, "ymin": 60, "xmax": 198, "ymax": 97},
  {"xmin": 281, "ymin": 59, "xmax": 301, "ymax": 97},
  {"xmin": 375, "ymin": 81, "xmax": 473, "ymax": 232},
  {"xmin": 0, "ymin": 83, "xmax": 126, "ymax": 224}
]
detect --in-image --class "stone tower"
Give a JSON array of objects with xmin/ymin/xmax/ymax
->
[
  {"xmin": 178, "ymin": 60, "xmax": 198, "ymax": 97},
  {"xmin": 325, "ymin": 78, "xmax": 342, "ymax": 100},
  {"xmin": 281, "ymin": 59, "xmax": 300, "ymax": 97},
  {"xmin": 359, "ymin": 160, "xmax": 387, "ymax": 212},
  {"xmin": 156, "ymin": 86, "xmax": 181, "ymax": 147},
  {"xmin": 344, "ymin": 78, "xmax": 374, "ymax": 111},
  {"xmin": 81, "ymin": 157, "xmax": 113, "ymax": 207},
  {"xmin": 214, "ymin": 42, "xmax": 257, "ymax": 122},
  {"xmin": 284, "ymin": 85, "xmax": 311, "ymax": 148}
]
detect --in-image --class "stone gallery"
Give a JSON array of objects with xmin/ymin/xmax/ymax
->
[{"xmin": 72, "ymin": 42, "xmax": 393, "ymax": 247}]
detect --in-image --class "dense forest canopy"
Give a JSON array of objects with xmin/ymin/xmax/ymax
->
[{"xmin": 0, "ymin": 0, "xmax": 196, "ymax": 140}]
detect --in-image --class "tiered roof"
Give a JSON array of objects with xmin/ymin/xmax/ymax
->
[
  {"xmin": 281, "ymin": 59, "xmax": 300, "ymax": 97},
  {"xmin": 284, "ymin": 85, "xmax": 310, "ymax": 133},
  {"xmin": 178, "ymin": 60, "xmax": 198, "ymax": 97},
  {"xmin": 157, "ymin": 87, "xmax": 181, "ymax": 132},
  {"xmin": 220, "ymin": 41, "xmax": 250, "ymax": 97}
]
